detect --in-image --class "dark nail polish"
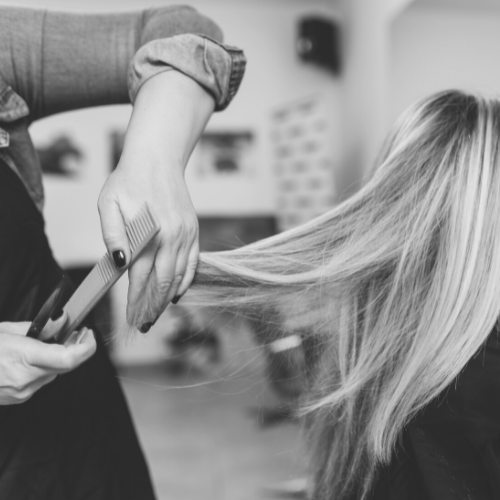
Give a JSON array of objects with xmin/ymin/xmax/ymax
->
[
  {"xmin": 140, "ymin": 322, "xmax": 153, "ymax": 334},
  {"xmin": 51, "ymin": 308, "xmax": 64, "ymax": 321},
  {"xmin": 112, "ymin": 250, "xmax": 127, "ymax": 268},
  {"xmin": 172, "ymin": 295, "xmax": 182, "ymax": 305}
]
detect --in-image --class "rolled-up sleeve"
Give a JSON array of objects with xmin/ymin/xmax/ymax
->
[
  {"xmin": 128, "ymin": 34, "xmax": 246, "ymax": 111},
  {"xmin": 0, "ymin": 5, "xmax": 246, "ymax": 119}
]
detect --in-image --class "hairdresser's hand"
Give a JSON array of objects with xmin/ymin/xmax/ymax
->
[
  {"xmin": 98, "ymin": 70, "xmax": 215, "ymax": 331},
  {"xmin": 0, "ymin": 315, "xmax": 96, "ymax": 405}
]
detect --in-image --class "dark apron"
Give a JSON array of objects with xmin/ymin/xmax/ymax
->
[{"xmin": 0, "ymin": 158, "xmax": 156, "ymax": 500}]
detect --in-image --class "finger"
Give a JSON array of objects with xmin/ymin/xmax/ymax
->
[
  {"xmin": 61, "ymin": 328, "xmax": 80, "ymax": 346},
  {"xmin": 149, "ymin": 211, "xmax": 198, "ymax": 314},
  {"xmin": 98, "ymin": 196, "xmax": 130, "ymax": 270},
  {"xmin": 28, "ymin": 328, "xmax": 97, "ymax": 373},
  {"xmin": 152, "ymin": 241, "xmax": 186, "ymax": 308},
  {"xmin": 126, "ymin": 242, "xmax": 157, "ymax": 326},
  {"xmin": 160, "ymin": 228, "xmax": 199, "ymax": 305},
  {"xmin": 174, "ymin": 239, "xmax": 199, "ymax": 300},
  {"xmin": 128, "ymin": 237, "xmax": 185, "ymax": 331},
  {"xmin": 0, "ymin": 322, "xmax": 31, "ymax": 336},
  {"xmin": 39, "ymin": 309, "xmax": 69, "ymax": 341},
  {"xmin": 64, "ymin": 327, "xmax": 92, "ymax": 346}
]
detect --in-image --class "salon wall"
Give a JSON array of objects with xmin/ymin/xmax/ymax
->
[
  {"xmin": 390, "ymin": 2, "xmax": 500, "ymax": 123},
  {"xmin": 0, "ymin": 0, "xmax": 340, "ymax": 267},
  {"xmin": 3, "ymin": 0, "xmax": 500, "ymax": 265}
]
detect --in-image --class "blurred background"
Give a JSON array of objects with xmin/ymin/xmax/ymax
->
[{"xmin": 3, "ymin": 0, "xmax": 500, "ymax": 498}]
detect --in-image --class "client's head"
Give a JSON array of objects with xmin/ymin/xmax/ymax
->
[{"xmin": 186, "ymin": 90, "xmax": 500, "ymax": 500}]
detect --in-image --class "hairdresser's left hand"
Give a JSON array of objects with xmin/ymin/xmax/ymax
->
[{"xmin": 98, "ymin": 70, "xmax": 215, "ymax": 332}]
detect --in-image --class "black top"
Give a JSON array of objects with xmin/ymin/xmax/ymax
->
[
  {"xmin": 0, "ymin": 158, "xmax": 156, "ymax": 499},
  {"xmin": 373, "ymin": 328, "xmax": 500, "ymax": 499}
]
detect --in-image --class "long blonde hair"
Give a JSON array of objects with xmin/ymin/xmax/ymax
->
[{"xmin": 186, "ymin": 90, "xmax": 500, "ymax": 499}]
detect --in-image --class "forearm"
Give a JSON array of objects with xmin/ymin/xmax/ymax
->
[
  {"xmin": 98, "ymin": 70, "xmax": 215, "ymax": 327},
  {"xmin": 121, "ymin": 70, "xmax": 215, "ymax": 175}
]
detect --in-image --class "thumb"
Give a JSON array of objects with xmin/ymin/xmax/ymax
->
[
  {"xmin": 30, "ymin": 328, "xmax": 97, "ymax": 373},
  {"xmin": 98, "ymin": 197, "xmax": 130, "ymax": 269}
]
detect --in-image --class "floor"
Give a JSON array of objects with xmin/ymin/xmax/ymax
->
[{"xmin": 116, "ymin": 320, "xmax": 307, "ymax": 500}]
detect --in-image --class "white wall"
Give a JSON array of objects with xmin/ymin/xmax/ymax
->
[
  {"xmin": 0, "ymin": 0, "xmax": 340, "ymax": 266},
  {"xmin": 390, "ymin": 4, "xmax": 500, "ymax": 123},
  {"xmin": 6, "ymin": 0, "xmax": 500, "ymax": 285},
  {"xmin": 338, "ymin": 0, "xmax": 415, "ymax": 195}
]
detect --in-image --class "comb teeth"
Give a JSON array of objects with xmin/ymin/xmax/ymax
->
[
  {"xmin": 126, "ymin": 205, "xmax": 157, "ymax": 254},
  {"xmin": 97, "ymin": 254, "xmax": 115, "ymax": 284}
]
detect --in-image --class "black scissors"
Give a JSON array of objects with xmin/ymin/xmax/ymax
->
[{"xmin": 26, "ymin": 275, "xmax": 72, "ymax": 342}]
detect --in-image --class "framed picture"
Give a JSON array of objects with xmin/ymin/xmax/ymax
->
[
  {"xmin": 109, "ymin": 130, "xmax": 256, "ymax": 178},
  {"xmin": 194, "ymin": 131, "xmax": 255, "ymax": 177},
  {"xmin": 36, "ymin": 135, "xmax": 83, "ymax": 177}
]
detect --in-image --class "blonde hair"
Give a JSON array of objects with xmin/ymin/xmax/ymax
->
[{"xmin": 185, "ymin": 90, "xmax": 500, "ymax": 499}]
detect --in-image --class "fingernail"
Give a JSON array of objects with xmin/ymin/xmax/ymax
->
[
  {"xmin": 112, "ymin": 250, "xmax": 127, "ymax": 268},
  {"xmin": 140, "ymin": 322, "xmax": 153, "ymax": 334},
  {"xmin": 172, "ymin": 295, "xmax": 182, "ymax": 305},
  {"xmin": 51, "ymin": 308, "xmax": 64, "ymax": 321}
]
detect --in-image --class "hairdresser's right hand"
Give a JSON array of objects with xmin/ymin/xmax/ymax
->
[{"xmin": 0, "ymin": 314, "xmax": 96, "ymax": 405}]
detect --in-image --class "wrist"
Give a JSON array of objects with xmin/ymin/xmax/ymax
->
[{"xmin": 117, "ymin": 148, "xmax": 187, "ymax": 178}]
